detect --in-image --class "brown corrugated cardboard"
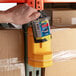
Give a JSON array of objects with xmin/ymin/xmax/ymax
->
[
  {"xmin": 45, "ymin": 60, "xmax": 76, "ymax": 76},
  {"xmin": 52, "ymin": 8, "xmax": 76, "ymax": 26},
  {"xmin": 0, "ymin": 29, "xmax": 25, "ymax": 76},
  {"xmin": 51, "ymin": 27, "xmax": 76, "ymax": 52},
  {"xmin": 45, "ymin": 27, "xmax": 76, "ymax": 76},
  {"xmin": 0, "ymin": 30, "xmax": 24, "ymax": 62}
]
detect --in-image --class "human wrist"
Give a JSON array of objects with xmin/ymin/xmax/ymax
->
[{"xmin": 0, "ymin": 11, "xmax": 13, "ymax": 23}]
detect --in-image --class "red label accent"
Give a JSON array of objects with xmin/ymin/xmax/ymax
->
[{"xmin": 42, "ymin": 23, "xmax": 48, "ymax": 28}]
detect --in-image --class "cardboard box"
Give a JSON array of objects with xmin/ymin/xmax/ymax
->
[
  {"xmin": 45, "ymin": 27, "xmax": 76, "ymax": 76},
  {"xmin": 0, "ymin": 29, "xmax": 25, "ymax": 76},
  {"xmin": 52, "ymin": 8, "xmax": 76, "ymax": 26},
  {"xmin": 0, "ymin": 29, "xmax": 24, "ymax": 62},
  {"xmin": 51, "ymin": 27, "xmax": 76, "ymax": 52},
  {"xmin": 45, "ymin": 60, "xmax": 76, "ymax": 76}
]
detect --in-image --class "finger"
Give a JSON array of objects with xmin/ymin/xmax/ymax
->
[
  {"xmin": 25, "ymin": 7, "xmax": 37, "ymax": 16},
  {"xmin": 29, "ymin": 12, "xmax": 40, "ymax": 21}
]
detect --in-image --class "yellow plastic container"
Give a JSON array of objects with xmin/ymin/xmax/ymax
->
[{"xmin": 28, "ymin": 27, "xmax": 53, "ymax": 68}]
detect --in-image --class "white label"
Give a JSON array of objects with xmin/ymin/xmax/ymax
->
[
  {"xmin": 0, "ymin": 3, "xmax": 17, "ymax": 11},
  {"xmin": 72, "ymin": 18, "xmax": 76, "ymax": 24}
]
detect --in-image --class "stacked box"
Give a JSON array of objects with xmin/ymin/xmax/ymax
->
[{"xmin": 0, "ymin": 29, "xmax": 25, "ymax": 76}]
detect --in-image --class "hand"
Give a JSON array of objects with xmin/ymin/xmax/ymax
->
[{"xmin": 5, "ymin": 4, "xmax": 40, "ymax": 25}]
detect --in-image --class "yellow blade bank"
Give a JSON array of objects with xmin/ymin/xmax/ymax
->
[{"xmin": 24, "ymin": 16, "xmax": 53, "ymax": 68}]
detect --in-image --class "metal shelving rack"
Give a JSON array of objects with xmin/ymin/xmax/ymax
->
[{"xmin": 0, "ymin": 0, "xmax": 75, "ymax": 76}]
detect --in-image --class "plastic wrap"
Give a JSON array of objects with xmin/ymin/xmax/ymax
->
[
  {"xmin": 53, "ymin": 50, "xmax": 76, "ymax": 63},
  {"xmin": 0, "ymin": 58, "xmax": 25, "ymax": 76},
  {"xmin": 0, "ymin": 29, "xmax": 25, "ymax": 76}
]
